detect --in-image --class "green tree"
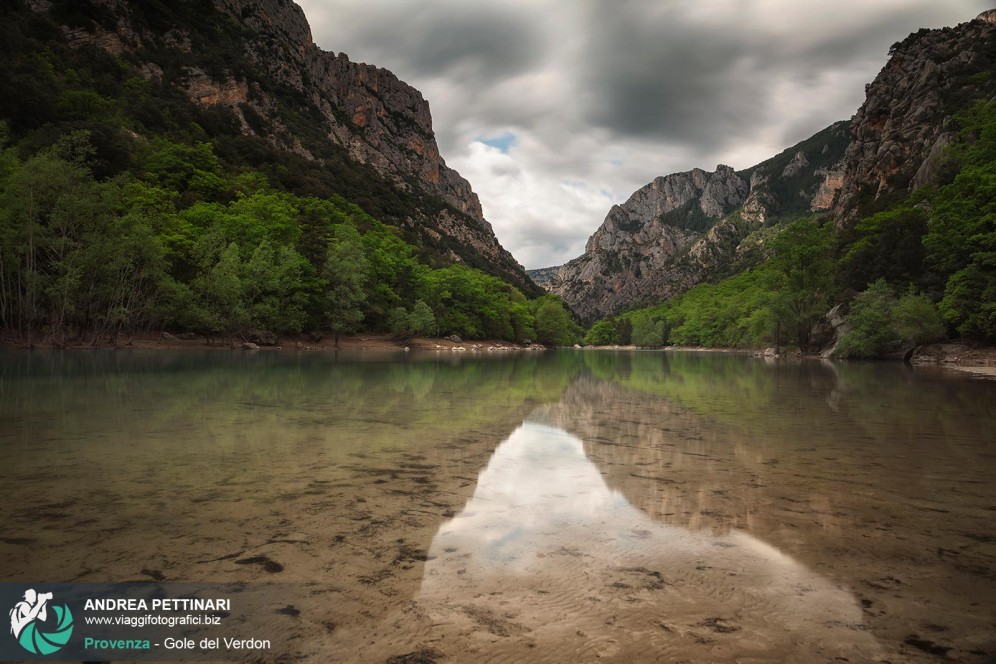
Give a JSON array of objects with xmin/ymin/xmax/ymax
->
[
  {"xmin": 584, "ymin": 319, "xmax": 618, "ymax": 346},
  {"xmin": 839, "ymin": 206, "xmax": 929, "ymax": 293},
  {"xmin": 531, "ymin": 295, "xmax": 580, "ymax": 346},
  {"xmin": 767, "ymin": 219, "xmax": 835, "ymax": 351},
  {"xmin": 614, "ymin": 317, "xmax": 633, "ymax": 345},
  {"xmin": 938, "ymin": 263, "xmax": 996, "ymax": 341},
  {"xmin": 78, "ymin": 203, "xmax": 169, "ymax": 343},
  {"xmin": 417, "ymin": 264, "xmax": 534, "ymax": 341},
  {"xmin": 0, "ymin": 150, "xmax": 85, "ymax": 340},
  {"xmin": 187, "ymin": 241, "xmax": 246, "ymax": 343},
  {"xmin": 835, "ymin": 280, "xmax": 899, "ymax": 359},
  {"xmin": 389, "ymin": 299, "xmax": 437, "ymax": 342},
  {"xmin": 143, "ymin": 140, "xmax": 226, "ymax": 203},
  {"xmin": 0, "ymin": 145, "xmax": 171, "ymax": 344},
  {"xmin": 242, "ymin": 240, "xmax": 309, "ymax": 334},
  {"xmin": 631, "ymin": 315, "xmax": 665, "ymax": 347},
  {"xmin": 835, "ymin": 281, "xmax": 946, "ymax": 358},
  {"xmin": 922, "ymin": 99, "xmax": 996, "ymax": 341},
  {"xmin": 892, "ymin": 291, "xmax": 946, "ymax": 347},
  {"xmin": 323, "ymin": 225, "xmax": 368, "ymax": 346},
  {"xmin": 408, "ymin": 300, "xmax": 436, "ymax": 337}
]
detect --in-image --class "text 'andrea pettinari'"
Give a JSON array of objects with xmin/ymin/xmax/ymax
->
[{"xmin": 84, "ymin": 598, "xmax": 231, "ymax": 612}]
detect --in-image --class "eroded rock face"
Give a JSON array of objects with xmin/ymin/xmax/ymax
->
[
  {"xmin": 34, "ymin": 0, "xmax": 534, "ymax": 293},
  {"xmin": 832, "ymin": 14, "xmax": 996, "ymax": 226},
  {"xmin": 210, "ymin": 0, "xmax": 518, "ymax": 271},
  {"xmin": 811, "ymin": 167, "xmax": 845, "ymax": 211},
  {"xmin": 535, "ymin": 122, "xmax": 850, "ymax": 321},
  {"xmin": 540, "ymin": 166, "xmax": 747, "ymax": 321},
  {"xmin": 781, "ymin": 151, "xmax": 810, "ymax": 179}
]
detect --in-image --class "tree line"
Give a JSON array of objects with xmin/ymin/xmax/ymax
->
[{"xmin": 0, "ymin": 131, "xmax": 579, "ymax": 347}]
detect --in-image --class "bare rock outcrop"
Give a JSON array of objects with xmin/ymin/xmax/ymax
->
[
  {"xmin": 536, "ymin": 122, "xmax": 849, "ymax": 321},
  {"xmin": 207, "ymin": 0, "xmax": 513, "ymax": 270},
  {"xmin": 832, "ymin": 13, "xmax": 996, "ymax": 226},
  {"xmin": 540, "ymin": 166, "xmax": 747, "ymax": 321},
  {"xmin": 32, "ymin": 0, "xmax": 535, "ymax": 294}
]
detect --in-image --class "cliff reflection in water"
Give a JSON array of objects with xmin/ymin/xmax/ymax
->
[
  {"xmin": 418, "ymin": 417, "xmax": 883, "ymax": 662},
  {"xmin": 2, "ymin": 350, "xmax": 992, "ymax": 661}
]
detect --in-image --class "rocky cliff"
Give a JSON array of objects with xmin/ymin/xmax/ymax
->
[
  {"xmin": 531, "ymin": 122, "xmax": 849, "ymax": 321},
  {"xmin": 212, "ymin": 0, "xmax": 486, "ymax": 221},
  {"xmin": 27, "ymin": 0, "xmax": 537, "ymax": 294},
  {"xmin": 534, "ymin": 10, "xmax": 996, "ymax": 321},
  {"xmin": 833, "ymin": 10, "xmax": 996, "ymax": 226}
]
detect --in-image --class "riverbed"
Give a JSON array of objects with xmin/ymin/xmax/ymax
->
[{"xmin": 0, "ymin": 350, "xmax": 993, "ymax": 662}]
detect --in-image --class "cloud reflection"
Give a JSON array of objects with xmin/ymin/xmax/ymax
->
[{"xmin": 417, "ymin": 419, "xmax": 883, "ymax": 660}]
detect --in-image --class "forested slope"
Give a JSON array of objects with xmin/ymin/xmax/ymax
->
[{"xmin": 0, "ymin": 0, "xmax": 579, "ymax": 346}]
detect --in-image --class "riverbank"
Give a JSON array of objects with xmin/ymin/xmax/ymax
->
[
  {"xmin": 580, "ymin": 340, "xmax": 996, "ymax": 376},
  {"xmin": 909, "ymin": 342, "xmax": 996, "ymax": 378},
  {"xmin": 0, "ymin": 331, "xmax": 540, "ymax": 353},
  {"xmin": 4, "ymin": 333, "xmax": 995, "ymax": 378}
]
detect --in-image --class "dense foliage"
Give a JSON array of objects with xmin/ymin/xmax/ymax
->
[
  {"xmin": 842, "ymin": 99, "xmax": 996, "ymax": 344},
  {"xmin": 834, "ymin": 280, "xmax": 945, "ymax": 358},
  {"xmin": 0, "ymin": 134, "xmax": 576, "ymax": 345},
  {"xmin": 585, "ymin": 99, "xmax": 996, "ymax": 354},
  {"xmin": 585, "ymin": 219, "xmax": 836, "ymax": 351},
  {"xmin": 0, "ymin": 1, "xmax": 572, "ymax": 345}
]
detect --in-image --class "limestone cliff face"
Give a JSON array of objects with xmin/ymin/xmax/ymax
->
[
  {"xmin": 532, "ymin": 122, "xmax": 849, "ymax": 321},
  {"xmin": 214, "ymin": 0, "xmax": 487, "ymax": 222},
  {"xmin": 537, "ymin": 11, "xmax": 996, "ymax": 321},
  {"xmin": 832, "ymin": 12, "xmax": 996, "ymax": 225},
  {"xmin": 281, "ymin": 42, "xmax": 526, "ymax": 279},
  {"xmin": 34, "ymin": 0, "xmax": 535, "ymax": 293},
  {"xmin": 540, "ymin": 166, "xmax": 745, "ymax": 321}
]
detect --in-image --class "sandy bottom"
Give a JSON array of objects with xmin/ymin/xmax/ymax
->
[
  {"xmin": 947, "ymin": 365, "xmax": 996, "ymax": 378},
  {"xmin": 0, "ymin": 353, "xmax": 993, "ymax": 663}
]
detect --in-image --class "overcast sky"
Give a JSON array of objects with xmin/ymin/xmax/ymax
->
[{"xmin": 297, "ymin": 0, "xmax": 989, "ymax": 269}]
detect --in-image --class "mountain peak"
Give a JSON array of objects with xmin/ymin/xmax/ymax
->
[
  {"xmin": 18, "ymin": 0, "xmax": 538, "ymax": 293},
  {"xmin": 832, "ymin": 12, "xmax": 996, "ymax": 225}
]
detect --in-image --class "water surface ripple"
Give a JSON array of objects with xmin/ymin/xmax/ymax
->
[{"xmin": 0, "ymin": 350, "xmax": 993, "ymax": 662}]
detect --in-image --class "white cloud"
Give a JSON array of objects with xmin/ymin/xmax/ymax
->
[
  {"xmin": 450, "ymin": 141, "xmax": 615, "ymax": 268},
  {"xmin": 297, "ymin": 0, "xmax": 990, "ymax": 269}
]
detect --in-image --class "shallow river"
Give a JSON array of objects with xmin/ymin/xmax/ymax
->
[{"xmin": 0, "ymin": 350, "xmax": 993, "ymax": 663}]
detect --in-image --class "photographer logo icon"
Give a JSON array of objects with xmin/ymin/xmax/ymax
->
[{"xmin": 9, "ymin": 589, "xmax": 74, "ymax": 655}]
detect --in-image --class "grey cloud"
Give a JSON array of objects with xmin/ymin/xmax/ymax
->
[
  {"xmin": 766, "ymin": 7, "xmax": 976, "ymax": 72},
  {"xmin": 578, "ymin": 5, "xmax": 772, "ymax": 149},
  {"xmin": 503, "ymin": 225, "xmax": 589, "ymax": 270},
  {"xmin": 333, "ymin": 4, "xmax": 546, "ymax": 84},
  {"xmin": 299, "ymin": 0, "xmax": 991, "ymax": 268},
  {"xmin": 409, "ymin": 12, "xmax": 541, "ymax": 79},
  {"xmin": 575, "ymin": 1, "xmax": 990, "ymax": 151}
]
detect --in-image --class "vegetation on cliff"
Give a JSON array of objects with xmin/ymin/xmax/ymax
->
[
  {"xmin": 0, "ymin": 134, "xmax": 578, "ymax": 345},
  {"xmin": 584, "ymin": 99, "xmax": 996, "ymax": 354},
  {"xmin": 0, "ymin": 0, "xmax": 575, "ymax": 346}
]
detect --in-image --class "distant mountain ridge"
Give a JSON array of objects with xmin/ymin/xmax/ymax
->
[
  {"xmin": 530, "ymin": 122, "xmax": 850, "ymax": 321},
  {"xmin": 531, "ymin": 10, "xmax": 996, "ymax": 321}
]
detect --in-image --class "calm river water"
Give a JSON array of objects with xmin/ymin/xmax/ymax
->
[{"xmin": 0, "ymin": 350, "xmax": 993, "ymax": 662}]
